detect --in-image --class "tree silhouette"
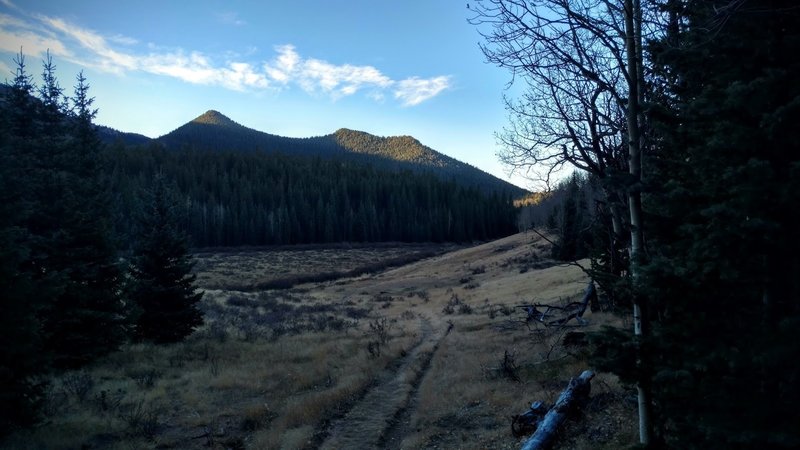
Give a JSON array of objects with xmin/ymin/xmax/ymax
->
[{"xmin": 129, "ymin": 173, "xmax": 203, "ymax": 343}]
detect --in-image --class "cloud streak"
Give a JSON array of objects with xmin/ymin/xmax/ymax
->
[
  {"xmin": 263, "ymin": 45, "xmax": 451, "ymax": 105},
  {"xmin": 394, "ymin": 76, "xmax": 452, "ymax": 107},
  {"xmin": 0, "ymin": 10, "xmax": 451, "ymax": 106},
  {"xmin": 217, "ymin": 11, "xmax": 246, "ymax": 26},
  {"xmin": 265, "ymin": 45, "xmax": 394, "ymax": 99}
]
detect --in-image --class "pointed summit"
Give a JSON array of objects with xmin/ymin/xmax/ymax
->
[{"xmin": 191, "ymin": 110, "xmax": 239, "ymax": 127}]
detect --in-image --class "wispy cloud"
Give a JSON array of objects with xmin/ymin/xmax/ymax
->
[
  {"xmin": 39, "ymin": 15, "xmax": 137, "ymax": 73},
  {"xmin": 394, "ymin": 76, "xmax": 452, "ymax": 106},
  {"xmin": 218, "ymin": 11, "xmax": 245, "ymax": 26},
  {"xmin": 0, "ymin": 13, "xmax": 70, "ymax": 56},
  {"xmin": 263, "ymin": 44, "xmax": 450, "ymax": 104},
  {"xmin": 108, "ymin": 33, "xmax": 138, "ymax": 46},
  {"xmin": 0, "ymin": 9, "xmax": 451, "ymax": 105},
  {"xmin": 141, "ymin": 52, "xmax": 268, "ymax": 90},
  {"xmin": 264, "ymin": 44, "xmax": 299, "ymax": 83},
  {"xmin": 265, "ymin": 45, "xmax": 395, "ymax": 99}
]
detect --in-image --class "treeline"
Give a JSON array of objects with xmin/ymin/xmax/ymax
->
[
  {"xmin": 109, "ymin": 144, "xmax": 518, "ymax": 248},
  {"xmin": 516, "ymin": 172, "xmax": 601, "ymax": 261},
  {"xmin": 626, "ymin": 2, "xmax": 800, "ymax": 446}
]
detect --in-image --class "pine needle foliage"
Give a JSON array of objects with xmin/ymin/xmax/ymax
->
[{"xmin": 129, "ymin": 173, "xmax": 203, "ymax": 343}]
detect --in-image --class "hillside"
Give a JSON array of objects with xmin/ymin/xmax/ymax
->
[
  {"xmin": 155, "ymin": 110, "xmax": 326, "ymax": 157},
  {"xmin": 110, "ymin": 146, "xmax": 519, "ymax": 247},
  {"xmin": 96, "ymin": 125, "xmax": 151, "ymax": 146},
  {"xmin": 149, "ymin": 110, "xmax": 526, "ymax": 196},
  {"xmin": 0, "ymin": 83, "xmax": 519, "ymax": 248},
  {"xmin": 330, "ymin": 128, "xmax": 516, "ymax": 195}
]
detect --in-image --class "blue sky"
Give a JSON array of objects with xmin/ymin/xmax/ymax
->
[{"xmin": 0, "ymin": 0, "xmax": 534, "ymax": 189}]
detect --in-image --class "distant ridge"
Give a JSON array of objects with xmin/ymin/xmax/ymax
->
[
  {"xmin": 332, "ymin": 128, "xmax": 461, "ymax": 168},
  {"xmin": 96, "ymin": 125, "xmax": 151, "ymax": 146},
  {"xmin": 113, "ymin": 110, "xmax": 527, "ymax": 196}
]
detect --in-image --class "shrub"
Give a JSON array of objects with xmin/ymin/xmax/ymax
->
[
  {"xmin": 129, "ymin": 368, "xmax": 160, "ymax": 389},
  {"xmin": 227, "ymin": 294, "xmax": 254, "ymax": 308},
  {"xmin": 92, "ymin": 389, "xmax": 125, "ymax": 414},
  {"xmin": 62, "ymin": 371, "xmax": 94, "ymax": 403},
  {"xmin": 121, "ymin": 400, "xmax": 160, "ymax": 440},
  {"xmin": 442, "ymin": 294, "xmax": 471, "ymax": 314}
]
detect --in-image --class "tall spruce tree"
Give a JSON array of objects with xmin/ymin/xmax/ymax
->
[
  {"xmin": 591, "ymin": 0, "xmax": 800, "ymax": 446},
  {"xmin": 41, "ymin": 70, "xmax": 127, "ymax": 368},
  {"xmin": 0, "ymin": 51, "xmax": 46, "ymax": 435},
  {"xmin": 1, "ymin": 52, "xmax": 127, "ymax": 429},
  {"xmin": 648, "ymin": 1, "xmax": 800, "ymax": 445},
  {"xmin": 129, "ymin": 173, "xmax": 203, "ymax": 343}
]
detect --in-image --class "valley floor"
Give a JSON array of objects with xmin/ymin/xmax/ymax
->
[{"xmin": 3, "ymin": 232, "xmax": 636, "ymax": 450}]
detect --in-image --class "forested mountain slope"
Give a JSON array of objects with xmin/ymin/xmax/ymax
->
[
  {"xmin": 147, "ymin": 110, "xmax": 525, "ymax": 196},
  {"xmin": 1, "ymin": 81, "xmax": 519, "ymax": 248},
  {"xmin": 109, "ymin": 145, "xmax": 518, "ymax": 247}
]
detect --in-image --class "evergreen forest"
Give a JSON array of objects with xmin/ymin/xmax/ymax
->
[
  {"xmin": 474, "ymin": 0, "xmax": 800, "ymax": 447},
  {"xmin": 109, "ymin": 145, "xmax": 518, "ymax": 248}
]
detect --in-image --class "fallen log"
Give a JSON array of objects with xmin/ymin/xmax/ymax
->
[
  {"xmin": 519, "ymin": 281, "xmax": 596, "ymax": 327},
  {"xmin": 520, "ymin": 370, "xmax": 595, "ymax": 450},
  {"xmin": 512, "ymin": 401, "xmax": 548, "ymax": 437}
]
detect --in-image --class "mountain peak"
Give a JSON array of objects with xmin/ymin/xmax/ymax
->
[{"xmin": 192, "ymin": 110, "xmax": 238, "ymax": 127}]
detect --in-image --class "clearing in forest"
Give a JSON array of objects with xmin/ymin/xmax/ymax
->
[{"xmin": 2, "ymin": 232, "xmax": 636, "ymax": 450}]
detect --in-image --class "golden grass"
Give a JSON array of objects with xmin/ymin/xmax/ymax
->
[
  {"xmin": 4, "ymin": 306, "xmax": 414, "ymax": 449},
  {"xmin": 193, "ymin": 243, "xmax": 459, "ymax": 290},
  {"xmin": 2, "ymin": 233, "xmax": 636, "ymax": 449}
]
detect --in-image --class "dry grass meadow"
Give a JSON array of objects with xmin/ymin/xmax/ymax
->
[{"xmin": 2, "ymin": 232, "xmax": 637, "ymax": 449}]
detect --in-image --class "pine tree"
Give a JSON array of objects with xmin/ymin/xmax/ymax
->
[
  {"xmin": 0, "ymin": 51, "xmax": 46, "ymax": 435},
  {"xmin": 592, "ymin": 0, "xmax": 800, "ymax": 446},
  {"xmin": 130, "ymin": 173, "xmax": 203, "ymax": 343},
  {"xmin": 42, "ymin": 71, "xmax": 127, "ymax": 368}
]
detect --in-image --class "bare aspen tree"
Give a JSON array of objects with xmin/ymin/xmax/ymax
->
[
  {"xmin": 471, "ymin": 0, "xmax": 654, "ymax": 443},
  {"xmin": 469, "ymin": 0, "xmax": 631, "ymax": 244}
]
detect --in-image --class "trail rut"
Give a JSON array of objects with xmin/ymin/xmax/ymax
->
[
  {"xmin": 318, "ymin": 317, "xmax": 447, "ymax": 450},
  {"xmin": 377, "ymin": 320, "xmax": 452, "ymax": 449}
]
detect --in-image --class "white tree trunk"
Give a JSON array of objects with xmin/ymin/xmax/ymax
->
[{"xmin": 624, "ymin": 0, "xmax": 653, "ymax": 444}]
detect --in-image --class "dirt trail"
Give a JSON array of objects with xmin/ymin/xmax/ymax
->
[
  {"xmin": 318, "ymin": 317, "xmax": 447, "ymax": 450},
  {"xmin": 377, "ymin": 320, "xmax": 452, "ymax": 449}
]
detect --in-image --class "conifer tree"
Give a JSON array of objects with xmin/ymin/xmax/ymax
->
[
  {"xmin": 42, "ymin": 70, "xmax": 127, "ymax": 368},
  {"xmin": 0, "ymin": 51, "xmax": 45, "ymax": 435},
  {"xmin": 590, "ymin": 1, "xmax": 800, "ymax": 446},
  {"xmin": 641, "ymin": 1, "xmax": 800, "ymax": 445},
  {"xmin": 129, "ymin": 173, "xmax": 203, "ymax": 343}
]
